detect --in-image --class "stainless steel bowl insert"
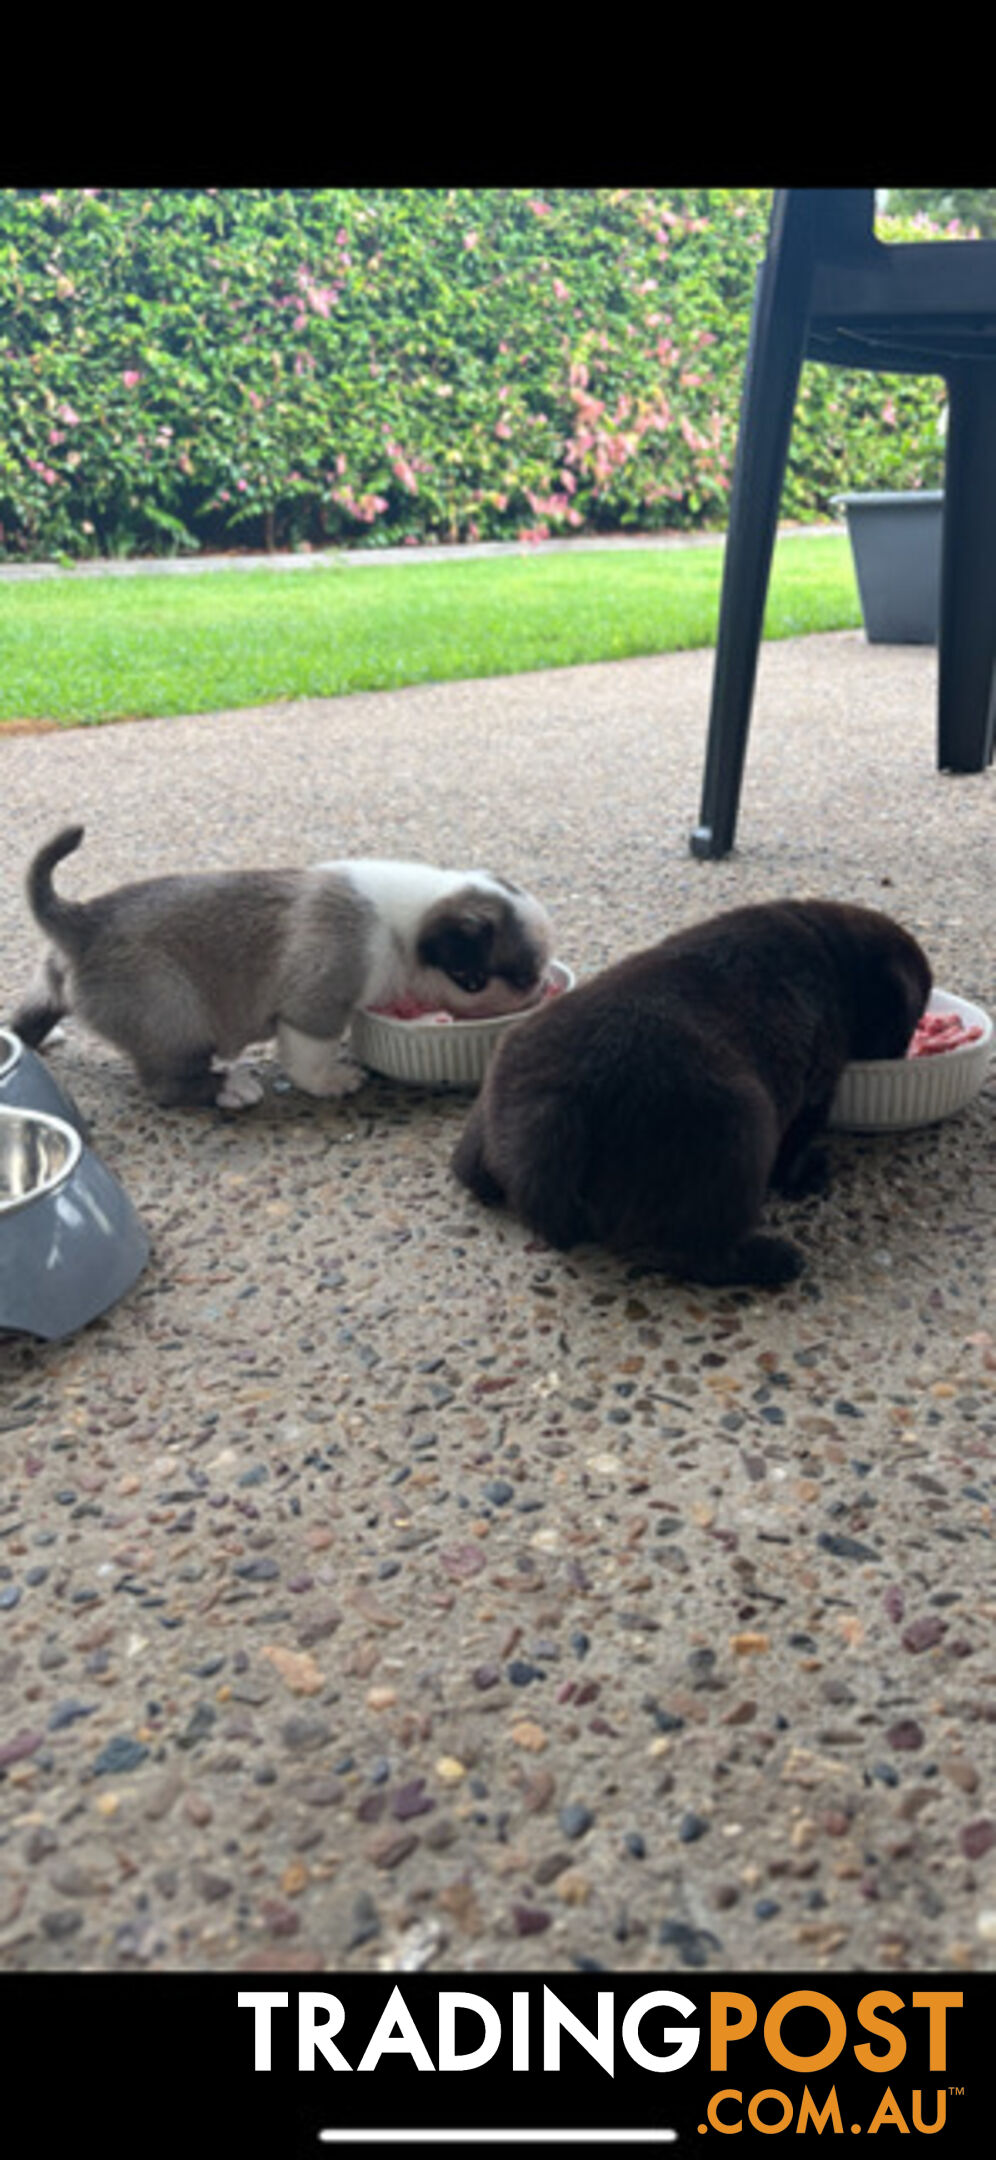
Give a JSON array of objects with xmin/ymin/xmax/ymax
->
[
  {"xmin": 0, "ymin": 1105, "xmax": 81, "ymax": 1213},
  {"xmin": 0, "ymin": 1104, "xmax": 149, "ymax": 1339}
]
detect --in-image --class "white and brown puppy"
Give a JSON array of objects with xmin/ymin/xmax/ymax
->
[
  {"xmin": 11, "ymin": 826, "xmax": 554, "ymax": 1109},
  {"xmin": 453, "ymin": 898, "xmax": 932, "ymax": 1288}
]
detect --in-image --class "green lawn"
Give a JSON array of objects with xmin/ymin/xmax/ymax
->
[{"xmin": 0, "ymin": 533, "xmax": 860, "ymax": 726}]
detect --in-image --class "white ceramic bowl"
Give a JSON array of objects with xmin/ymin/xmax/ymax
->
[
  {"xmin": 829, "ymin": 987, "xmax": 994, "ymax": 1132},
  {"xmin": 350, "ymin": 959, "xmax": 576, "ymax": 1089}
]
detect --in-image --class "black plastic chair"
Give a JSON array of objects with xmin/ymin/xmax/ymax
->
[{"xmin": 691, "ymin": 188, "xmax": 996, "ymax": 859}]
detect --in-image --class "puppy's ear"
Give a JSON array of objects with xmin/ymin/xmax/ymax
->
[{"xmin": 418, "ymin": 910, "xmax": 496, "ymax": 987}]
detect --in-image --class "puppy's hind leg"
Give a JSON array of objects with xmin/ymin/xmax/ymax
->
[
  {"xmin": 9, "ymin": 951, "xmax": 70, "ymax": 1048},
  {"xmin": 276, "ymin": 1021, "xmax": 365, "ymax": 1099},
  {"xmin": 135, "ymin": 1047, "xmax": 226, "ymax": 1110},
  {"xmin": 456, "ymin": 1089, "xmax": 593, "ymax": 1246},
  {"xmin": 451, "ymin": 1098, "xmax": 507, "ymax": 1205}
]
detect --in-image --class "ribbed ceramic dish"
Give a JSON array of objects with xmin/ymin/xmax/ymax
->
[
  {"xmin": 829, "ymin": 988, "xmax": 994, "ymax": 1132},
  {"xmin": 351, "ymin": 959, "xmax": 575, "ymax": 1088}
]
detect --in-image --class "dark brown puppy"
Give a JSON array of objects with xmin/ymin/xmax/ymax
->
[{"xmin": 452, "ymin": 899, "xmax": 931, "ymax": 1287}]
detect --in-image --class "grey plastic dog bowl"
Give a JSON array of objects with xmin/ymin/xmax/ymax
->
[
  {"xmin": 0, "ymin": 1027, "xmax": 88, "ymax": 1136},
  {"xmin": 0, "ymin": 1105, "xmax": 149, "ymax": 1339},
  {"xmin": 833, "ymin": 490, "xmax": 943, "ymax": 644}
]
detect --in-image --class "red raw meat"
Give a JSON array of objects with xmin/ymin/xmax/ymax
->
[
  {"xmin": 368, "ymin": 975, "xmax": 566, "ymax": 1024},
  {"xmin": 907, "ymin": 1010, "xmax": 983, "ymax": 1059}
]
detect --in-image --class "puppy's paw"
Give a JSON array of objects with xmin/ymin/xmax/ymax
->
[
  {"xmin": 216, "ymin": 1064, "xmax": 265, "ymax": 1110},
  {"xmin": 321, "ymin": 1062, "xmax": 365, "ymax": 1097},
  {"xmin": 276, "ymin": 1023, "xmax": 366, "ymax": 1098},
  {"xmin": 733, "ymin": 1233, "xmax": 805, "ymax": 1287},
  {"xmin": 293, "ymin": 1058, "xmax": 367, "ymax": 1105}
]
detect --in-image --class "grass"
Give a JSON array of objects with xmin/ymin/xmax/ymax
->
[{"xmin": 0, "ymin": 532, "xmax": 861, "ymax": 727}]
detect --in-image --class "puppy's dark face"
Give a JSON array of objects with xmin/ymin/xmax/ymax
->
[
  {"xmin": 414, "ymin": 884, "xmax": 554, "ymax": 1017},
  {"xmin": 794, "ymin": 901, "xmax": 932, "ymax": 1060}
]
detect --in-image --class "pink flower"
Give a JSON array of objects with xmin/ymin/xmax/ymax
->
[
  {"xmin": 464, "ymin": 231, "xmax": 479, "ymax": 250},
  {"xmin": 58, "ymin": 403, "xmax": 80, "ymax": 427},
  {"xmin": 122, "ymin": 370, "xmax": 141, "ymax": 390},
  {"xmin": 494, "ymin": 418, "xmax": 511, "ymax": 440},
  {"xmin": 882, "ymin": 398, "xmax": 897, "ymax": 427},
  {"xmin": 528, "ymin": 199, "xmax": 552, "ymax": 217},
  {"xmin": 552, "ymin": 278, "xmax": 569, "ymax": 302}
]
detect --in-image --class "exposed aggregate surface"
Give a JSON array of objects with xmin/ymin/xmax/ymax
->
[{"xmin": 0, "ymin": 630, "xmax": 993, "ymax": 1978}]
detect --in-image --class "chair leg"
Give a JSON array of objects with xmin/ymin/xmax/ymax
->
[
  {"xmin": 937, "ymin": 363, "xmax": 996, "ymax": 771},
  {"xmin": 690, "ymin": 200, "xmax": 814, "ymax": 858}
]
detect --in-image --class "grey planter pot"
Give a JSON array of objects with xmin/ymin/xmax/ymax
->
[{"xmin": 833, "ymin": 490, "xmax": 943, "ymax": 645}]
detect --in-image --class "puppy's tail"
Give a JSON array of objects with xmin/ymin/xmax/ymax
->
[{"xmin": 26, "ymin": 825, "xmax": 89, "ymax": 953}]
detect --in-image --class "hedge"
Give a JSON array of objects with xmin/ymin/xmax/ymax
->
[{"xmin": 0, "ymin": 188, "xmax": 948, "ymax": 560}]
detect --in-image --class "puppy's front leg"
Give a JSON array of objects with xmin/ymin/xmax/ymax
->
[
  {"xmin": 771, "ymin": 1102, "xmax": 833, "ymax": 1200},
  {"xmin": 276, "ymin": 1021, "xmax": 366, "ymax": 1098}
]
